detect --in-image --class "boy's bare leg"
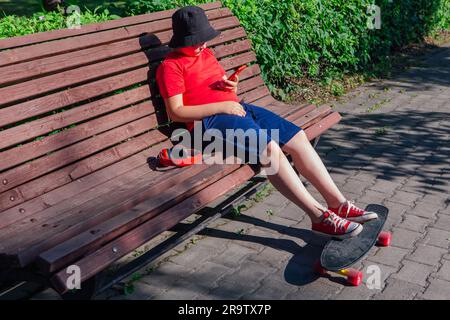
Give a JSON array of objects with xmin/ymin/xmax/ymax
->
[
  {"xmin": 281, "ymin": 130, "xmax": 347, "ymax": 208},
  {"xmin": 261, "ymin": 140, "xmax": 327, "ymax": 223}
]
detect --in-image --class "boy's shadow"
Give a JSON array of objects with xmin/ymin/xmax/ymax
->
[
  {"xmin": 175, "ymin": 212, "xmax": 351, "ymax": 287},
  {"xmin": 137, "ymin": 32, "xmax": 191, "ymax": 170},
  {"xmin": 138, "ymin": 33, "xmax": 252, "ymax": 171}
]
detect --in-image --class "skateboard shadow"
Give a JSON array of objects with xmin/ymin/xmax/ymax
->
[{"xmin": 176, "ymin": 212, "xmax": 354, "ymax": 287}]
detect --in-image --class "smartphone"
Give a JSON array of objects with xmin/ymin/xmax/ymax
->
[{"xmin": 228, "ymin": 64, "xmax": 248, "ymax": 81}]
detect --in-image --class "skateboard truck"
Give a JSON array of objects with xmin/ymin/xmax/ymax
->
[{"xmin": 314, "ymin": 261, "xmax": 363, "ymax": 286}]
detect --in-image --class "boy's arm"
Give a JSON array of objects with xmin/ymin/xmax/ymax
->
[{"xmin": 164, "ymin": 94, "xmax": 245, "ymax": 122}]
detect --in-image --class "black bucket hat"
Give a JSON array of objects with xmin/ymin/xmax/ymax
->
[{"xmin": 168, "ymin": 6, "xmax": 221, "ymax": 49}]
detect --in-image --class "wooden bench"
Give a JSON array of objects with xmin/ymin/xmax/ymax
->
[{"xmin": 0, "ymin": 1, "xmax": 341, "ymax": 299}]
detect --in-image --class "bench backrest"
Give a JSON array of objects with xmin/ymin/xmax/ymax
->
[{"xmin": 0, "ymin": 1, "xmax": 272, "ymax": 217}]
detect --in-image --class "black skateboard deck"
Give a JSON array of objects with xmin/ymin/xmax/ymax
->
[{"xmin": 320, "ymin": 204, "xmax": 389, "ymax": 272}]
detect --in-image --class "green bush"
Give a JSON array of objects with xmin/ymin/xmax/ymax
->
[
  {"xmin": 117, "ymin": 0, "xmax": 449, "ymax": 97},
  {"xmin": 222, "ymin": 0, "xmax": 375, "ymax": 97},
  {"xmin": 119, "ymin": 0, "xmax": 210, "ymax": 15},
  {"xmin": 223, "ymin": 0, "xmax": 449, "ymax": 96},
  {"xmin": 1, "ymin": 0, "xmax": 449, "ymax": 98},
  {"xmin": 0, "ymin": 6, "xmax": 114, "ymax": 39}
]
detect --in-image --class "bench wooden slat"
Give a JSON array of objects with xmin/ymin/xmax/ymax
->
[
  {"xmin": 37, "ymin": 163, "xmax": 242, "ymax": 273},
  {"xmin": 0, "ymin": 2, "xmax": 223, "ymax": 50},
  {"xmin": 0, "ymin": 101, "xmax": 156, "ymax": 172},
  {"xmin": 0, "ymin": 20, "xmax": 167, "ymax": 67},
  {"xmin": 0, "ymin": 51, "xmax": 155, "ymax": 107},
  {"xmin": 0, "ymin": 86, "xmax": 151, "ymax": 151},
  {"xmin": 241, "ymin": 86, "xmax": 271, "ymax": 103},
  {"xmin": 0, "ymin": 73, "xmax": 264, "ymax": 197},
  {"xmin": 281, "ymin": 103, "xmax": 316, "ymax": 121},
  {"xmin": 293, "ymin": 105, "xmax": 330, "ymax": 127},
  {"xmin": 211, "ymin": 39, "xmax": 252, "ymax": 59},
  {"xmin": 51, "ymin": 162, "xmax": 254, "ymax": 294},
  {"xmin": 0, "ymin": 65, "xmax": 262, "ymax": 153},
  {"xmin": 4, "ymin": 163, "xmax": 239, "ymax": 267},
  {"xmin": 250, "ymin": 95, "xmax": 276, "ymax": 107},
  {"xmin": 66, "ymin": 130, "xmax": 166, "ymax": 180},
  {"xmin": 0, "ymin": 134, "xmax": 170, "ymax": 220},
  {"xmin": 0, "ymin": 35, "xmax": 153, "ymax": 87},
  {"xmin": 0, "ymin": 152, "xmax": 206, "ymax": 251},
  {"xmin": 218, "ymin": 50, "xmax": 256, "ymax": 71},
  {"xmin": 298, "ymin": 105, "xmax": 335, "ymax": 129},
  {"xmin": 0, "ymin": 5, "xmax": 230, "ymax": 67},
  {"xmin": 0, "ymin": 170, "xmax": 72, "ymax": 213},
  {"xmin": 0, "ymin": 26, "xmax": 248, "ymax": 128},
  {"xmin": 236, "ymin": 75, "xmax": 265, "ymax": 94},
  {"xmin": 0, "ymin": 18, "xmax": 248, "ymax": 87},
  {"xmin": 0, "ymin": 116, "xmax": 158, "ymax": 194},
  {"xmin": 304, "ymin": 111, "xmax": 342, "ymax": 141},
  {"xmin": 0, "ymin": 37, "xmax": 249, "ymax": 108},
  {"xmin": 0, "ymin": 130, "xmax": 169, "ymax": 213},
  {"xmin": 0, "ymin": 35, "xmax": 160, "ymax": 87},
  {"xmin": 0, "ymin": 68, "xmax": 148, "ymax": 128}
]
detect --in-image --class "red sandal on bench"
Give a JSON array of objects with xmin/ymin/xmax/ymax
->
[{"xmin": 157, "ymin": 147, "xmax": 202, "ymax": 167}]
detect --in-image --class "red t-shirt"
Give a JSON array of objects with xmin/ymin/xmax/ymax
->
[{"xmin": 156, "ymin": 47, "xmax": 240, "ymax": 131}]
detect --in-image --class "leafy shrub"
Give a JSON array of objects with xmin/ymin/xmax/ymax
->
[
  {"xmin": 1, "ymin": 0, "xmax": 449, "ymax": 98},
  {"xmin": 118, "ymin": 0, "xmax": 449, "ymax": 97},
  {"xmin": 221, "ymin": 0, "xmax": 450, "ymax": 96},
  {"xmin": 0, "ymin": 5, "xmax": 113, "ymax": 39}
]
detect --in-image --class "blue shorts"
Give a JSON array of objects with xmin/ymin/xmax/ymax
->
[{"xmin": 197, "ymin": 102, "xmax": 303, "ymax": 163}]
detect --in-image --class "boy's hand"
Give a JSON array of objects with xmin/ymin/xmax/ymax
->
[
  {"xmin": 220, "ymin": 75, "xmax": 238, "ymax": 93},
  {"xmin": 220, "ymin": 101, "xmax": 246, "ymax": 117}
]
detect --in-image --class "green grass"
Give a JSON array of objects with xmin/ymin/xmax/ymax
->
[
  {"xmin": 367, "ymin": 98, "xmax": 392, "ymax": 113},
  {"xmin": 374, "ymin": 126, "xmax": 391, "ymax": 136},
  {"xmin": 231, "ymin": 204, "xmax": 247, "ymax": 218},
  {"xmin": 123, "ymin": 272, "xmax": 143, "ymax": 295}
]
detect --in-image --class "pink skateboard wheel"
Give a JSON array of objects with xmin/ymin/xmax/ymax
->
[
  {"xmin": 377, "ymin": 231, "xmax": 392, "ymax": 247},
  {"xmin": 346, "ymin": 269, "xmax": 362, "ymax": 286}
]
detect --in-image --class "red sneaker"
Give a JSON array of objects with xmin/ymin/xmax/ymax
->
[
  {"xmin": 312, "ymin": 210, "xmax": 363, "ymax": 239},
  {"xmin": 329, "ymin": 200, "xmax": 378, "ymax": 223}
]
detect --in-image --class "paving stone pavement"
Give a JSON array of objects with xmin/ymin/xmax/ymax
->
[{"xmin": 32, "ymin": 43, "xmax": 450, "ymax": 301}]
